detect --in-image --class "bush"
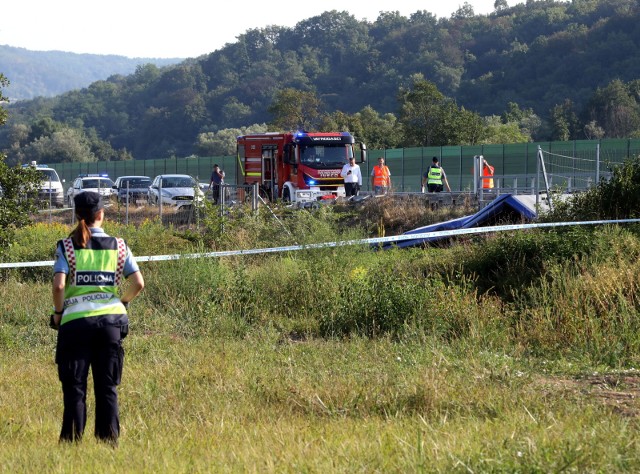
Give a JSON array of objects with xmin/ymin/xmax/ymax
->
[{"xmin": 544, "ymin": 156, "xmax": 640, "ymax": 221}]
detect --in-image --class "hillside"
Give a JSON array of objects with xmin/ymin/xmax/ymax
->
[
  {"xmin": 0, "ymin": 44, "xmax": 183, "ymax": 100},
  {"xmin": 2, "ymin": 0, "xmax": 640, "ymax": 162}
]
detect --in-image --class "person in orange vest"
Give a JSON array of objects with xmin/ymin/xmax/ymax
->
[
  {"xmin": 370, "ymin": 156, "xmax": 391, "ymax": 195},
  {"xmin": 480, "ymin": 155, "xmax": 495, "ymax": 190}
]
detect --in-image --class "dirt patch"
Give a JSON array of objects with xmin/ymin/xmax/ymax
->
[{"xmin": 535, "ymin": 372, "xmax": 640, "ymax": 417}]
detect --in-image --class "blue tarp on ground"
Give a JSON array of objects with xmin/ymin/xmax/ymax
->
[{"xmin": 382, "ymin": 194, "xmax": 540, "ymax": 249}]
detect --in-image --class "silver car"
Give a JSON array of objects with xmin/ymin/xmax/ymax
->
[
  {"xmin": 148, "ymin": 174, "xmax": 204, "ymax": 208},
  {"xmin": 66, "ymin": 174, "xmax": 116, "ymax": 206}
]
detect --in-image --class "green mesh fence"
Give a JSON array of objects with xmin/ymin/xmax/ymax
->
[{"xmin": 48, "ymin": 139, "xmax": 640, "ymax": 195}]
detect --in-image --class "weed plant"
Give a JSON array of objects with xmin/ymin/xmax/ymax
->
[{"xmin": 2, "ymin": 190, "xmax": 640, "ymax": 471}]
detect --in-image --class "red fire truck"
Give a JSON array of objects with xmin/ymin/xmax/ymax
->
[{"xmin": 236, "ymin": 131, "xmax": 366, "ymax": 204}]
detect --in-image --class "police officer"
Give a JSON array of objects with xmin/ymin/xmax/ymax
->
[
  {"xmin": 50, "ymin": 191, "xmax": 144, "ymax": 444},
  {"xmin": 422, "ymin": 157, "xmax": 451, "ymax": 193}
]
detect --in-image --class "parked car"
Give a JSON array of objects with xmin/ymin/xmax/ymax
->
[
  {"xmin": 22, "ymin": 161, "xmax": 65, "ymax": 208},
  {"xmin": 66, "ymin": 174, "xmax": 116, "ymax": 206},
  {"xmin": 112, "ymin": 175, "xmax": 152, "ymax": 205},
  {"xmin": 148, "ymin": 174, "xmax": 204, "ymax": 208}
]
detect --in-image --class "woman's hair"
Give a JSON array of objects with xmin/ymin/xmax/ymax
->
[
  {"xmin": 69, "ymin": 192, "xmax": 104, "ymax": 248},
  {"xmin": 70, "ymin": 207, "xmax": 97, "ymax": 248}
]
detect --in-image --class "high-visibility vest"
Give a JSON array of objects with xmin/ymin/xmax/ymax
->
[
  {"xmin": 59, "ymin": 236, "xmax": 127, "ymax": 326},
  {"xmin": 372, "ymin": 165, "xmax": 390, "ymax": 187},
  {"xmin": 427, "ymin": 166, "xmax": 443, "ymax": 185},
  {"xmin": 482, "ymin": 164, "xmax": 495, "ymax": 189}
]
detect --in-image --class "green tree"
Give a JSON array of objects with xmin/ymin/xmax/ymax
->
[
  {"xmin": 268, "ymin": 88, "xmax": 323, "ymax": 131},
  {"xmin": 196, "ymin": 124, "xmax": 269, "ymax": 156},
  {"xmin": 483, "ymin": 116, "xmax": 530, "ymax": 144},
  {"xmin": 23, "ymin": 128, "xmax": 97, "ymax": 163},
  {"xmin": 319, "ymin": 107, "xmax": 402, "ymax": 149},
  {"xmin": 0, "ymin": 73, "xmax": 40, "ymax": 255},
  {"xmin": 398, "ymin": 76, "xmax": 483, "ymax": 146},
  {"xmin": 550, "ymin": 99, "xmax": 580, "ymax": 141},
  {"xmin": 398, "ymin": 77, "xmax": 447, "ymax": 146},
  {"xmin": 585, "ymin": 80, "xmax": 640, "ymax": 138}
]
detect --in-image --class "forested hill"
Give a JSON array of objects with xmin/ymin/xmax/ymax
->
[
  {"xmin": 2, "ymin": 0, "xmax": 640, "ymax": 163},
  {"xmin": 0, "ymin": 45, "xmax": 183, "ymax": 100}
]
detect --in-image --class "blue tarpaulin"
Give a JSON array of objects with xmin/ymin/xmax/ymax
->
[{"xmin": 382, "ymin": 194, "xmax": 540, "ymax": 249}]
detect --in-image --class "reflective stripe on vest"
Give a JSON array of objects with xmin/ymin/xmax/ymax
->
[
  {"xmin": 372, "ymin": 165, "xmax": 390, "ymax": 187},
  {"xmin": 427, "ymin": 166, "xmax": 443, "ymax": 185},
  {"xmin": 60, "ymin": 236, "xmax": 127, "ymax": 325}
]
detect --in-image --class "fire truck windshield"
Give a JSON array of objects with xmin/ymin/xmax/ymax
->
[{"xmin": 301, "ymin": 145, "xmax": 352, "ymax": 167}]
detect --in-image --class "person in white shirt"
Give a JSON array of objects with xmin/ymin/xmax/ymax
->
[{"xmin": 340, "ymin": 156, "xmax": 362, "ymax": 197}]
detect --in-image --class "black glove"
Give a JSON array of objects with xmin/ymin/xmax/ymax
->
[{"xmin": 49, "ymin": 313, "xmax": 60, "ymax": 330}]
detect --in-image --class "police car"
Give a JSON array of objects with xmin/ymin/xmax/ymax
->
[{"xmin": 66, "ymin": 174, "xmax": 116, "ymax": 206}]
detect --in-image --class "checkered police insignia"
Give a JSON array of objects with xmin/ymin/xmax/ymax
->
[
  {"xmin": 114, "ymin": 238, "xmax": 126, "ymax": 285},
  {"xmin": 62, "ymin": 238, "xmax": 76, "ymax": 283}
]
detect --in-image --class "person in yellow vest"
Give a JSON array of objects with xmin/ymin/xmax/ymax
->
[
  {"xmin": 422, "ymin": 156, "xmax": 451, "ymax": 192},
  {"xmin": 370, "ymin": 156, "xmax": 391, "ymax": 195},
  {"xmin": 50, "ymin": 191, "xmax": 144, "ymax": 445}
]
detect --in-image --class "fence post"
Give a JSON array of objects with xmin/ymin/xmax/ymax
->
[
  {"xmin": 253, "ymin": 182, "xmax": 259, "ymax": 212},
  {"xmin": 159, "ymin": 178, "xmax": 163, "ymax": 218},
  {"xmin": 596, "ymin": 142, "xmax": 600, "ymax": 184}
]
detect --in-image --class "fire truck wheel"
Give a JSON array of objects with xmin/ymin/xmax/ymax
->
[{"xmin": 282, "ymin": 188, "xmax": 291, "ymax": 202}]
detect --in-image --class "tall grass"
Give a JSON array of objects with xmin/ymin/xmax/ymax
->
[{"xmin": 2, "ymin": 199, "xmax": 640, "ymax": 471}]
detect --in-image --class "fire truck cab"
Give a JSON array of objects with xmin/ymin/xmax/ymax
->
[{"xmin": 236, "ymin": 131, "xmax": 366, "ymax": 204}]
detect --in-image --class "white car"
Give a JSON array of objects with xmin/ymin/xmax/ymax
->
[
  {"xmin": 148, "ymin": 174, "xmax": 204, "ymax": 208},
  {"xmin": 66, "ymin": 174, "xmax": 116, "ymax": 206},
  {"xmin": 22, "ymin": 162, "xmax": 66, "ymax": 208}
]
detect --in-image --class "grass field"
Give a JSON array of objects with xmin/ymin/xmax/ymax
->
[
  {"xmin": 2, "ymin": 198, "xmax": 640, "ymax": 472},
  {"xmin": 2, "ymin": 329, "xmax": 639, "ymax": 472}
]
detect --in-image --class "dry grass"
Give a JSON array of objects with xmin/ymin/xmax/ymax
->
[{"xmin": 337, "ymin": 194, "xmax": 475, "ymax": 236}]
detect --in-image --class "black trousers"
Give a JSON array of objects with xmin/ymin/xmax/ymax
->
[
  {"xmin": 212, "ymin": 184, "xmax": 221, "ymax": 204},
  {"xmin": 56, "ymin": 320, "xmax": 126, "ymax": 443},
  {"xmin": 345, "ymin": 182, "xmax": 359, "ymax": 197},
  {"xmin": 428, "ymin": 183, "xmax": 443, "ymax": 192}
]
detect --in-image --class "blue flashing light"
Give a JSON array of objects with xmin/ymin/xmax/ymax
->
[
  {"xmin": 79, "ymin": 173, "xmax": 110, "ymax": 178},
  {"xmin": 308, "ymin": 179, "xmax": 317, "ymax": 185}
]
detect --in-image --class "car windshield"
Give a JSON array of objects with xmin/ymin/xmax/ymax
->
[
  {"xmin": 162, "ymin": 177, "xmax": 195, "ymax": 188},
  {"xmin": 38, "ymin": 169, "xmax": 60, "ymax": 182},
  {"xmin": 83, "ymin": 179, "xmax": 114, "ymax": 188},
  {"xmin": 121, "ymin": 178, "xmax": 151, "ymax": 187}
]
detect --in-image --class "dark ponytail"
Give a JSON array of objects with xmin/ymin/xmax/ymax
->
[
  {"xmin": 70, "ymin": 207, "xmax": 97, "ymax": 248},
  {"xmin": 70, "ymin": 191, "xmax": 104, "ymax": 248}
]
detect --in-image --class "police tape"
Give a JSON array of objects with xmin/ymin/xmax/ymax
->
[{"xmin": 2, "ymin": 218, "xmax": 640, "ymax": 269}]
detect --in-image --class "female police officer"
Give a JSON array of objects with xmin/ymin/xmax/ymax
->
[{"xmin": 50, "ymin": 191, "xmax": 144, "ymax": 444}]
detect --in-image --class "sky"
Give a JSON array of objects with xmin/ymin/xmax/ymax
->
[{"xmin": 0, "ymin": 1, "xmax": 516, "ymax": 59}]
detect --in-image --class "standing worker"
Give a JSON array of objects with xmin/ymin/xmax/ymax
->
[
  {"xmin": 50, "ymin": 191, "xmax": 144, "ymax": 445},
  {"xmin": 340, "ymin": 156, "xmax": 362, "ymax": 198},
  {"xmin": 480, "ymin": 155, "xmax": 495, "ymax": 190},
  {"xmin": 422, "ymin": 156, "xmax": 451, "ymax": 193},
  {"xmin": 371, "ymin": 156, "xmax": 391, "ymax": 195},
  {"xmin": 208, "ymin": 164, "xmax": 225, "ymax": 204}
]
